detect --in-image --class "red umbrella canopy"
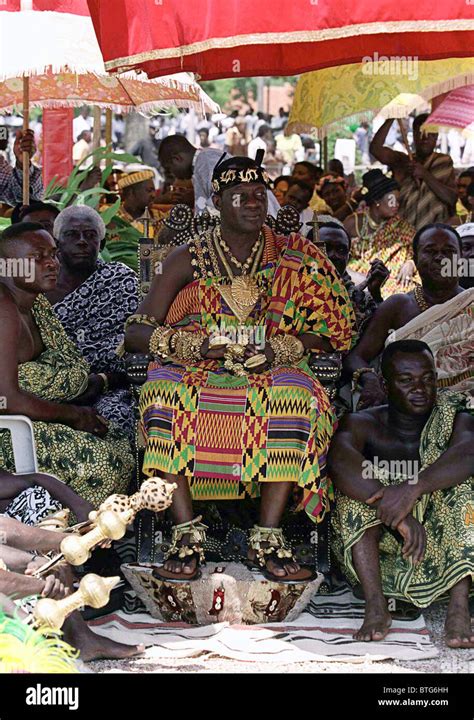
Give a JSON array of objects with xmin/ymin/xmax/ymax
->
[
  {"xmin": 87, "ymin": 0, "xmax": 474, "ymax": 80},
  {"xmin": 4, "ymin": 1, "xmax": 89, "ymax": 15}
]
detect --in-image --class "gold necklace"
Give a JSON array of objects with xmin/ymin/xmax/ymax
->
[
  {"xmin": 213, "ymin": 229, "xmax": 264, "ymax": 323},
  {"xmin": 413, "ymin": 285, "xmax": 430, "ymax": 312},
  {"xmin": 213, "ymin": 228, "xmax": 263, "ymax": 280},
  {"xmin": 216, "ymin": 227, "xmax": 261, "ymax": 272},
  {"xmin": 204, "ymin": 232, "xmax": 221, "ymax": 276},
  {"xmin": 366, "ymin": 209, "xmax": 383, "ymax": 230}
]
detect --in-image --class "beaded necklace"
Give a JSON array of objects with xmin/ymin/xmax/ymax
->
[{"xmin": 216, "ymin": 227, "xmax": 261, "ymax": 272}]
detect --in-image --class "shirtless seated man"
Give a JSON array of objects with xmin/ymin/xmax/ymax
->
[
  {"xmin": 0, "ymin": 222, "xmax": 133, "ymax": 509},
  {"xmin": 0, "ymin": 515, "xmax": 144, "ymax": 662},
  {"xmin": 328, "ymin": 340, "xmax": 473, "ymax": 647}
]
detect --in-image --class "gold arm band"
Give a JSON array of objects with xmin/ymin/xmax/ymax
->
[
  {"xmin": 268, "ymin": 334, "xmax": 305, "ymax": 367},
  {"xmin": 172, "ymin": 330, "xmax": 206, "ymax": 364},
  {"xmin": 149, "ymin": 325, "xmax": 175, "ymax": 359},
  {"xmin": 124, "ymin": 314, "xmax": 159, "ymax": 332}
]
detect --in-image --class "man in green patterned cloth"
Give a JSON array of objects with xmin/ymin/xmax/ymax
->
[
  {"xmin": 0, "ymin": 223, "xmax": 133, "ymax": 513},
  {"xmin": 328, "ymin": 339, "xmax": 473, "ymax": 648}
]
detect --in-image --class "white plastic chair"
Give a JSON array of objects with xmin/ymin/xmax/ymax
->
[{"xmin": 0, "ymin": 415, "xmax": 38, "ymax": 474}]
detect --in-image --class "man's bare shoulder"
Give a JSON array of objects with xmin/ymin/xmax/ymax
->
[
  {"xmin": 344, "ymin": 213, "xmax": 357, "ymax": 235},
  {"xmin": 452, "ymin": 410, "xmax": 474, "ymax": 434},
  {"xmin": 379, "ymin": 291, "xmax": 414, "ymax": 311},
  {"xmin": 337, "ymin": 407, "xmax": 388, "ymax": 434},
  {"xmin": 0, "ymin": 284, "xmax": 19, "ymax": 311},
  {"xmin": 370, "ymin": 291, "xmax": 415, "ymax": 325},
  {"xmin": 161, "ymin": 243, "xmax": 193, "ymax": 276},
  {"xmin": 0, "ymin": 285, "xmax": 22, "ymax": 338}
]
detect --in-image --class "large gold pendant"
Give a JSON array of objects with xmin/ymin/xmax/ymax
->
[
  {"xmin": 218, "ymin": 276, "xmax": 261, "ymax": 324},
  {"xmin": 231, "ymin": 276, "xmax": 260, "ymax": 305}
]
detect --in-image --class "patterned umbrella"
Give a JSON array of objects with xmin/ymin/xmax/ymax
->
[
  {"xmin": 0, "ymin": 72, "xmax": 219, "ymax": 115},
  {"xmin": 0, "ymin": 0, "xmax": 102, "ymax": 200},
  {"xmin": 0, "ymin": 2, "xmax": 218, "ymax": 199},
  {"xmin": 423, "ymin": 85, "xmax": 474, "ymax": 138},
  {"xmin": 287, "ymin": 58, "xmax": 474, "ymax": 138},
  {"xmin": 0, "ymin": 0, "xmax": 102, "ymax": 79}
]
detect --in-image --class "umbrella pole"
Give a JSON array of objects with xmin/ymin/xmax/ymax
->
[
  {"xmin": 397, "ymin": 119, "xmax": 413, "ymax": 161},
  {"xmin": 92, "ymin": 106, "xmax": 102, "ymax": 163},
  {"xmin": 105, "ymin": 108, "xmax": 113, "ymax": 167},
  {"xmin": 323, "ymin": 136, "xmax": 328, "ymax": 172},
  {"xmin": 22, "ymin": 75, "xmax": 30, "ymax": 205},
  {"xmin": 397, "ymin": 118, "xmax": 421, "ymax": 187}
]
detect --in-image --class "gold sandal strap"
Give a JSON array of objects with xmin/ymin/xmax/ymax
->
[
  {"xmin": 248, "ymin": 525, "xmax": 294, "ymax": 567},
  {"xmin": 172, "ymin": 516, "xmax": 207, "ymax": 543},
  {"xmin": 164, "ymin": 516, "xmax": 207, "ymax": 563}
]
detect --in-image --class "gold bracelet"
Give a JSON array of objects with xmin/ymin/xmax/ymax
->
[
  {"xmin": 124, "ymin": 313, "xmax": 159, "ymax": 332},
  {"xmin": 268, "ymin": 335, "xmax": 288, "ymax": 366},
  {"xmin": 172, "ymin": 330, "xmax": 205, "ymax": 364},
  {"xmin": 149, "ymin": 325, "xmax": 175, "ymax": 359},
  {"xmin": 269, "ymin": 334, "xmax": 305, "ymax": 367},
  {"xmin": 223, "ymin": 342, "xmax": 248, "ymax": 376},
  {"xmin": 223, "ymin": 355, "xmax": 248, "ymax": 376},
  {"xmin": 285, "ymin": 335, "xmax": 305, "ymax": 364},
  {"xmin": 98, "ymin": 372, "xmax": 109, "ymax": 393}
]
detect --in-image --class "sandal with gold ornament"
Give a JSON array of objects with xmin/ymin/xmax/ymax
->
[
  {"xmin": 154, "ymin": 516, "xmax": 207, "ymax": 582},
  {"xmin": 245, "ymin": 525, "xmax": 316, "ymax": 583}
]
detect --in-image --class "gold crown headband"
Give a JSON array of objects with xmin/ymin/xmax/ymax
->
[{"xmin": 211, "ymin": 166, "xmax": 271, "ymax": 194}]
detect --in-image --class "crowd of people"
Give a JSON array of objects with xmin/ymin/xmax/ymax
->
[{"xmin": 0, "ymin": 109, "xmax": 472, "ymax": 663}]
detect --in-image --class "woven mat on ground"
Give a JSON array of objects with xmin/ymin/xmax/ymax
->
[{"xmin": 88, "ymin": 584, "xmax": 438, "ymax": 663}]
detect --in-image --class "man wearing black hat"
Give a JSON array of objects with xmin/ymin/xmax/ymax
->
[{"xmin": 125, "ymin": 154, "xmax": 355, "ymax": 583}]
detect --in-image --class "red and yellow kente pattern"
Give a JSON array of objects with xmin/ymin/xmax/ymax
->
[{"xmin": 139, "ymin": 228, "xmax": 354, "ymax": 522}]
